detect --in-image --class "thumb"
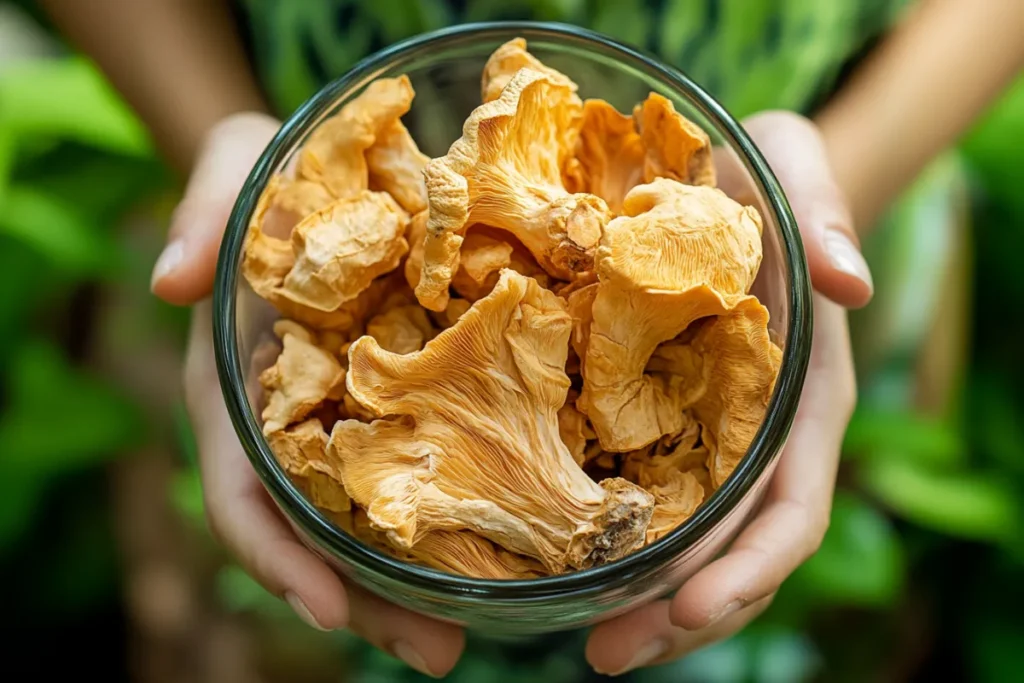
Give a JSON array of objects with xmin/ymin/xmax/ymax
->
[
  {"xmin": 741, "ymin": 111, "xmax": 873, "ymax": 309},
  {"xmin": 151, "ymin": 112, "xmax": 282, "ymax": 306}
]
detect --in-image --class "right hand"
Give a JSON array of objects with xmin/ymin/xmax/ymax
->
[{"xmin": 152, "ymin": 113, "xmax": 465, "ymax": 679}]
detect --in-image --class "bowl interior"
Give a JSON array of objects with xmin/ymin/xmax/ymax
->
[{"xmin": 217, "ymin": 22, "xmax": 810, "ymax": 596}]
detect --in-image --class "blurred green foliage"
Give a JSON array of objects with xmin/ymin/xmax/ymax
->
[{"xmin": 2, "ymin": 2, "xmax": 1023, "ymax": 682}]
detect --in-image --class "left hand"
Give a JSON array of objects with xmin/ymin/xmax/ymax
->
[{"xmin": 586, "ymin": 111, "xmax": 867, "ymax": 675}]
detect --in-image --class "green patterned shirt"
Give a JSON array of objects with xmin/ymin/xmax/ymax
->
[{"xmin": 236, "ymin": 0, "xmax": 913, "ymax": 120}]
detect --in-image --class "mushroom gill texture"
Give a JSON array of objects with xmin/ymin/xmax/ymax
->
[
  {"xmin": 347, "ymin": 508, "xmax": 546, "ymax": 580},
  {"xmin": 577, "ymin": 178, "xmax": 764, "ymax": 451},
  {"xmin": 268, "ymin": 418, "xmax": 351, "ymax": 513},
  {"xmin": 259, "ymin": 321, "xmax": 346, "ymax": 435},
  {"xmin": 327, "ymin": 269, "xmax": 654, "ymax": 573},
  {"xmin": 416, "ymin": 67, "xmax": 611, "ymax": 311}
]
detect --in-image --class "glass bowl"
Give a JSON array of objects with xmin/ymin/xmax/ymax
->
[{"xmin": 213, "ymin": 20, "xmax": 812, "ymax": 635}]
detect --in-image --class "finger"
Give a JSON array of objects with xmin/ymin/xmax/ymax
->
[
  {"xmin": 151, "ymin": 112, "xmax": 281, "ymax": 305},
  {"xmin": 184, "ymin": 299, "xmax": 348, "ymax": 630},
  {"xmin": 743, "ymin": 111, "xmax": 873, "ymax": 308},
  {"xmin": 672, "ymin": 296, "xmax": 855, "ymax": 629},
  {"xmin": 587, "ymin": 595, "xmax": 774, "ymax": 676},
  {"xmin": 347, "ymin": 585, "xmax": 466, "ymax": 678}
]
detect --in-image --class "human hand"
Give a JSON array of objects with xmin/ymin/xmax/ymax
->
[
  {"xmin": 152, "ymin": 113, "xmax": 465, "ymax": 678},
  {"xmin": 585, "ymin": 112, "xmax": 869, "ymax": 676}
]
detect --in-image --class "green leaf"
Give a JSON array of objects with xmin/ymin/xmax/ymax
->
[
  {"xmin": 0, "ymin": 185, "xmax": 124, "ymax": 274},
  {"xmin": 170, "ymin": 466, "xmax": 206, "ymax": 526},
  {"xmin": 789, "ymin": 492, "xmax": 905, "ymax": 607},
  {"xmin": 842, "ymin": 407, "xmax": 965, "ymax": 469},
  {"xmin": 861, "ymin": 458, "xmax": 1020, "ymax": 543},
  {"xmin": 0, "ymin": 339, "xmax": 143, "ymax": 473},
  {"xmin": 0, "ymin": 56, "xmax": 152, "ymax": 155}
]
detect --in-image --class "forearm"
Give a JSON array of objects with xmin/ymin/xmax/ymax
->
[
  {"xmin": 38, "ymin": 0, "xmax": 269, "ymax": 174},
  {"xmin": 816, "ymin": 0, "xmax": 1024, "ymax": 233}
]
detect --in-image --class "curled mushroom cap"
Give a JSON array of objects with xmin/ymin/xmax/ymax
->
[
  {"xmin": 450, "ymin": 230, "xmax": 514, "ymax": 301},
  {"xmin": 481, "ymin": 37, "xmax": 576, "ymax": 104},
  {"xmin": 416, "ymin": 68, "xmax": 610, "ymax": 311},
  {"xmin": 269, "ymin": 418, "xmax": 351, "ymax": 513},
  {"xmin": 578, "ymin": 178, "xmax": 764, "ymax": 451},
  {"xmin": 634, "ymin": 92, "xmax": 715, "ymax": 187},
  {"xmin": 367, "ymin": 119, "xmax": 429, "ymax": 215},
  {"xmin": 365, "ymin": 304, "xmax": 435, "ymax": 355},
  {"xmin": 259, "ymin": 322, "xmax": 346, "ymax": 435},
  {"xmin": 327, "ymin": 269, "xmax": 654, "ymax": 573},
  {"xmin": 298, "ymin": 75, "xmax": 415, "ymax": 199},
  {"xmin": 563, "ymin": 99, "xmax": 645, "ymax": 213}
]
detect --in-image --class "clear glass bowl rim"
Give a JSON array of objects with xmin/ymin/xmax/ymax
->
[{"xmin": 213, "ymin": 20, "xmax": 813, "ymax": 601}]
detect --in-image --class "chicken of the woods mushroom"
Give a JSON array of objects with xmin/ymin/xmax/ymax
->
[{"xmin": 240, "ymin": 38, "xmax": 784, "ymax": 579}]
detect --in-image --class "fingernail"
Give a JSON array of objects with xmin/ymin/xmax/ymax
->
[
  {"xmin": 599, "ymin": 638, "xmax": 670, "ymax": 676},
  {"xmin": 708, "ymin": 599, "xmax": 744, "ymax": 626},
  {"xmin": 151, "ymin": 239, "xmax": 184, "ymax": 290},
  {"xmin": 285, "ymin": 591, "xmax": 328, "ymax": 632},
  {"xmin": 824, "ymin": 228, "xmax": 873, "ymax": 292},
  {"xmin": 391, "ymin": 640, "xmax": 439, "ymax": 678}
]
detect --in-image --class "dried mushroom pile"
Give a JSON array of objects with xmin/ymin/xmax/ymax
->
[{"xmin": 243, "ymin": 38, "xmax": 783, "ymax": 580}]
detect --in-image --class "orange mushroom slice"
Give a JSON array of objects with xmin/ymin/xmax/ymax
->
[
  {"xmin": 326, "ymin": 269, "xmax": 654, "ymax": 573},
  {"xmin": 654, "ymin": 298, "xmax": 783, "ymax": 487},
  {"xmin": 634, "ymin": 92, "xmax": 716, "ymax": 187},
  {"xmin": 577, "ymin": 178, "xmax": 764, "ymax": 451},
  {"xmin": 416, "ymin": 68, "xmax": 610, "ymax": 311},
  {"xmin": 563, "ymin": 99, "xmax": 645, "ymax": 213}
]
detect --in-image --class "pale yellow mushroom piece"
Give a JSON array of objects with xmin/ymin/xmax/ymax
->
[
  {"xmin": 634, "ymin": 92, "xmax": 716, "ymax": 187},
  {"xmin": 298, "ymin": 75, "xmax": 416, "ymax": 199},
  {"xmin": 402, "ymin": 210, "xmax": 427, "ymax": 290},
  {"xmin": 268, "ymin": 418, "xmax": 351, "ymax": 513},
  {"xmin": 367, "ymin": 119, "xmax": 429, "ymax": 215},
  {"xmin": 578, "ymin": 178, "xmax": 763, "ymax": 451},
  {"xmin": 563, "ymin": 99, "xmax": 646, "ymax": 213},
  {"xmin": 259, "ymin": 322, "xmax": 346, "ymax": 435},
  {"xmin": 480, "ymin": 37, "xmax": 576, "ymax": 104},
  {"xmin": 242, "ymin": 184, "xmax": 411, "ymax": 331},
  {"xmin": 280, "ymin": 190, "xmax": 410, "ymax": 312},
  {"xmin": 417, "ymin": 68, "xmax": 610, "ymax": 311},
  {"xmin": 326, "ymin": 269, "xmax": 654, "ymax": 573}
]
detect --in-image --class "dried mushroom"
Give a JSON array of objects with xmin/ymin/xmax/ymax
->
[
  {"xmin": 634, "ymin": 93, "xmax": 716, "ymax": 187},
  {"xmin": 269, "ymin": 418, "xmax": 350, "ymax": 513},
  {"xmin": 297, "ymin": 75, "xmax": 415, "ymax": 199},
  {"xmin": 480, "ymin": 37, "xmax": 575, "ymax": 104},
  {"xmin": 260, "ymin": 321, "xmax": 346, "ymax": 435},
  {"xmin": 327, "ymin": 270, "xmax": 654, "ymax": 573},
  {"xmin": 417, "ymin": 67, "xmax": 609, "ymax": 311},
  {"xmin": 578, "ymin": 178, "xmax": 764, "ymax": 451},
  {"xmin": 563, "ymin": 99, "xmax": 645, "ymax": 213},
  {"xmin": 367, "ymin": 119, "xmax": 429, "ymax": 214},
  {"xmin": 241, "ymin": 48, "xmax": 785, "ymax": 580}
]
